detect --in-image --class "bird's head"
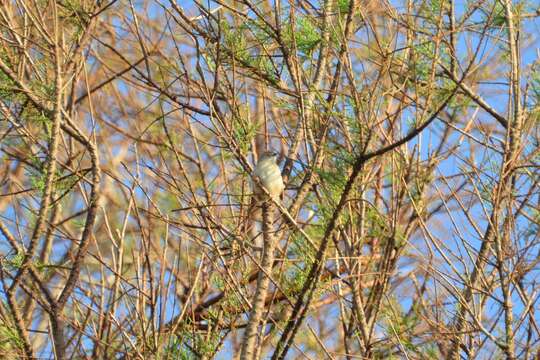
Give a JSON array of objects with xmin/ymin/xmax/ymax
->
[{"xmin": 259, "ymin": 151, "xmax": 278, "ymax": 163}]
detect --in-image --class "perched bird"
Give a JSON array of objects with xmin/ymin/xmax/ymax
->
[
  {"xmin": 233, "ymin": 151, "xmax": 284, "ymax": 252},
  {"xmin": 253, "ymin": 151, "xmax": 284, "ymax": 202},
  {"xmin": 221, "ymin": 151, "xmax": 285, "ymax": 255}
]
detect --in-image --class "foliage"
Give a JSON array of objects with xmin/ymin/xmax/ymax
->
[{"xmin": 0, "ymin": 0, "xmax": 537, "ymax": 359}]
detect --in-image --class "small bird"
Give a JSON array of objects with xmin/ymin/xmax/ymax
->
[
  {"xmin": 253, "ymin": 151, "xmax": 285, "ymax": 202},
  {"xmin": 235, "ymin": 151, "xmax": 284, "ymax": 251}
]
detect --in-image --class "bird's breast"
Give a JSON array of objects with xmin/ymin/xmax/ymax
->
[{"xmin": 254, "ymin": 162, "xmax": 284, "ymax": 196}]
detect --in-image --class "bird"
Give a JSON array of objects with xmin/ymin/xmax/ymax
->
[
  {"xmin": 230, "ymin": 151, "xmax": 284, "ymax": 253},
  {"xmin": 252, "ymin": 151, "xmax": 285, "ymax": 202},
  {"xmin": 220, "ymin": 151, "xmax": 285, "ymax": 256}
]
